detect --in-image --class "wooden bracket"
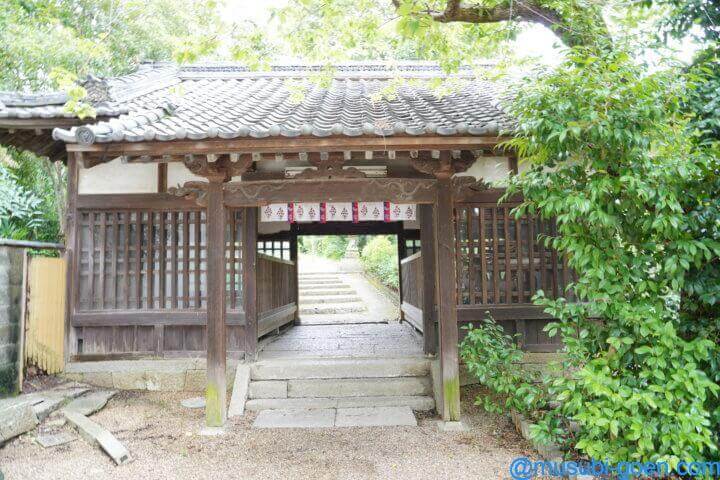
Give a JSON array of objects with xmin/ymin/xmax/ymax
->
[
  {"xmin": 410, "ymin": 150, "xmax": 475, "ymax": 178},
  {"xmin": 183, "ymin": 154, "xmax": 254, "ymax": 183},
  {"xmin": 294, "ymin": 152, "xmax": 366, "ymax": 180}
]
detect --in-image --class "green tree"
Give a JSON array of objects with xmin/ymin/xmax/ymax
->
[
  {"xmin": 0, "ymin": 0, "xmax": 224, "ymax": 91},
  {"xmin": 505, "ymin": 44, "xmax": 719, "ymax": 465}
]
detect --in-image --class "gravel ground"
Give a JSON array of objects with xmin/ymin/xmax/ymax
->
[{"xmin": 0, "ymin": 385, "xmax": 537, "ymax": 480}]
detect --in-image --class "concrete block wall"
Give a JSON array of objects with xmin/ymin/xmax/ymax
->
[{"xmin": 0, "ymin": 246, "xmax": 23, "ymax": 396}]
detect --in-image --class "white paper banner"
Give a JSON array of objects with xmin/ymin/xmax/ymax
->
[
  {"xmin": 357, "ymin": 202, "xmax": 384, "ymax": 221},
  {"xmin": 261, "ymin": 203, "xmax": 288, "ymax": 222},
  {"xmin": 325, "ymin": 202, "xmax": 353, "ymax": 222}
]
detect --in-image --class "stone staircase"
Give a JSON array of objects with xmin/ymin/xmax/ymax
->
[
  {"xmin": 298, "ymin": 272, "xmax": 372, "ymax": 325},
  {"xmin": 245, "ymin": 356, "xmax": 435, "ymax": 412}
]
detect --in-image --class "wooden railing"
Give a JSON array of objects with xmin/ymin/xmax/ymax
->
[
  {"xmin": 257, "ymin": 253, "xmax": 297, "ymax": 338},
  {"xmin": 400, "ymin": 252, "xmax": 424, "ymax": 333},
  {"xmin": 454, "ymin": 192, "xmax": 570, "ymax": 352}
]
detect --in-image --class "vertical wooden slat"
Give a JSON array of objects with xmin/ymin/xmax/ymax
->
[
  {"xmin": 98, "ymin": 212, "xmax": 106, "ymax": 310},
  {"xmin": 479, "ymin": 207, "xmax": 488, "ymax": 304},
  {"xmin": 135, "ymin": 211, "xmax": 142, "ymax": 309},
  {"xmin": 492, "ymin": 208, "xmax": 500, "ymax": 304},
  {"xmin": 183, "ymin": 211, "xmax": 190, "ymax": 308},
  {"xmin": 195, "ymin": 210, "xmax": 201, "ymax": 309},
  {"xmin": 527, "ymin": 214, "xmax": 536, "ymax": 297},
  {"xmin": 515, "ymin": 215, "xmax": 524, "ymax": 303},
  {"xmin": 88, "ymin": 212, "xmax": 96, "ymax": 310},
  {"xmin": 538, "ymin": 218, "xmax": 547, "ymax": 294},
  {"xmin": 147, "ymin": 212, "xmax": 155, "ymax": 309},
  {"xmin": 550, "ymin": 220, "xmax": 559, "ymax": 298},
  {"xmin": 123, "ymin": 212, "xmax": 130, "ymax": 309},
  {"xmin": 158, "ymin": 211, "xmax": 166, "ymax": 309},
  {"xmin": 454, "ymin": 207, "xmax": 464, "ymax": 303},
  {"xmin": 171, "ymin": 212, "xmax": 178, "ymax": 309},
  {"xmin": 110, "ymin": 212, "xmax": 119, "ymax": 309},
  {"xmin": 503, "ymin": 207, "xmax": 512, "ymax": 304},
  {"xmin": 229, "ymin": 209, "xmax": 237, "ymax": 310},
  {"xmin": 466, "ymin": 208, "xmax": 476, "ymax": 304}
]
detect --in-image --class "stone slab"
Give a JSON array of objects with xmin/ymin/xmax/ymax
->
[
  {"xmin": 63, "ymin": 410, "xmax": 132, "ymax": 465},
  {"xmin": 228, "ymin": 364, "xmax": 250, "ymax": 418},
  {"xmin": 30, "ymin": 387, "xmax": 90, "ymax": 421},
  {"xmin": 287, "ymin": 377, "xmax": 431, "ymax": 398},
  {"xmin": 180, "ymin": 397, "xmax": 205, "ymax": 409},
  {"xmin": 0, "ymin": 401, "xmax": 38, "ymax": 444},
  {"xmin": 251, "ymin": 357, "xmax": 430, "ymax": 380},
  {"xmin": 334, "ymin": 406, "xmax": 417, "ymax": 427},
  {"xmin": 248, "ymin": 380, "xmax": 287, "ymax": 399},
  {"xmin": 252, "ymin": 408, "xmax": 336, "ymax": 429},
  {"xmin": 36, "ymin": 431, "xmax": 77, "ymax": 448},
  {"xmin": 63, "ymin": 390, "xmax": 116, "ymax": 416},
  {"xmin": 245, "ymin": 395, "xmax": 435, "ymax": 412}
]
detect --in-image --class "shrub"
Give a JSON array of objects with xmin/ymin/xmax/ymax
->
[
  {"xmin": 506, "ymin": 44, "xmax": 720, "ymax": 465},
  {"xmin": 460, "ymin": 318, "xmax": 547, "ymax": 419},
  {"xmin": 360, "ymin": 235, "xmax": 398, "ymax": 290}
]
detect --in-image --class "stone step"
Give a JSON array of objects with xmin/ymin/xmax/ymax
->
[
  {"xmin": 246, "ymin": 395, "xmax": 435, "ymax": 412},
  {"xmin": 249, "ymin": 377, "xmax": 431, "ymax": 399},
  {"xmin": 298, "ymin": 288, "xmax": 356, "ymax": 296},
  {"xmin": 298, "ymin": 275, "xmax": 343, "ymax": 281},
  {"xmin": 298, "ymin": 279, "xmax": 343, "ymax": 286},
  {"xmin": 251, "ymin": 357, "xmax": 431, "ymax": 380},
  {"xmin": 299, "ymin": 295, "xmax": 362, "ymax": 305},
  {"xmin": 299, "ymin": 303, "xmax": 367, "ymax": 315},
  {"xmin": 297, "ymin": 314, "xmax": 386, "ymax": 326}
]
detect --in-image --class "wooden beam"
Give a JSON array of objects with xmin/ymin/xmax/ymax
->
[
  {"xmin": 66, "ymin": 135, "xmax": 506, "ymax": 156},
  {"xmin": 435, "ymin": 168, "xmax": 461, "ymax": 422},
  {"xmin": 242, "ymin": 207, "xmax": 258, "ymax": 359},
  {"xmin": 76, "ymin": 194, "xmax": 198, "ymax": 210},
  {"xmin": 205, "ymin": 181, "xmax": 227, "ymax": 427},
  {"xmin": 224, "ymin": 178, "xmax": 438, "ymax": 206},
  {"xmin": 419, "ymin": 204, "xmax": 437, "ymax": 355}
]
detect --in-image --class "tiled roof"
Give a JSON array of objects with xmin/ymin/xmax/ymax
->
[{"xmin": 1, "ymin": 62, "xmax": 514, "ymax": 144}]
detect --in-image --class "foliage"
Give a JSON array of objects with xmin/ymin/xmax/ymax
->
[
  {"xmin": 504, "ymin": 43, "xmax": 720, "ymax": 466},
  {"xmin": 0, "ymin": 0, "xmax": 224, "ymax": 91},
  {"xmin": 360, "ymin": 236, "xmax": 398, "ymax": 291},
  {"xmin": 0, "ymin": 149, "xmax": 61, "ymax": 242},
  {"xmin": 460, "ymin": 318, "xmax": 547, "ymax": 418}
]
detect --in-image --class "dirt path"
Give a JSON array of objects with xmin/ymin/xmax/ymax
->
[{"xmin": 0, "ymin": 385, "xmax": 536, "ymax": 480}]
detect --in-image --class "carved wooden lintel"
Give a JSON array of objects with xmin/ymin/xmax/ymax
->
[
  {"xmin": 410, "ymin": 150, "xmax": 475, "ymax": 178},
  {"xmin": 294, "ymin": 152, "xmax": 366, "ymax": 180},
  {"xmin": 223, "ymin": 178, "xmax": 438, "ymax": 206},
  {"xmin": 183, "ymin": 154, "xmax": 254, "ymax": 183}
]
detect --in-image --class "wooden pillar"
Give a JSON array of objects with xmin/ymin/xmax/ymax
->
[
  {"xmin": 205, "ymin": 180, "xmax": 227, "ymax": 427},
  {"xmin": 435, "ymin": 176, "xmax": 461, "ymax": 422},
  {"xmin": 419, "ymin": 204, "xmax": 437, "ymax": 356},
  {"xmin": 290, "ymin": 233, "xmax": 299, "ymax": 321},
  {"xmin": 64, "ymin": 153, "xmax": 79, "ymax": 361},
  {"xmin": 242, "ymin": 207, "xmax": 258, "ymax": 358}
]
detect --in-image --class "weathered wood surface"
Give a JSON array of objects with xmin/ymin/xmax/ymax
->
[
  {"xmin": 419, "ymin": 204, "xmax": 437, "ymax": 355},
  {"xmin": 204, "ymin": 181, "xmax": 227, "ymax": 426},
  {"xmin": 242, "ymin": 206, "xmax": 258, "ymax": 359},
  {"xmin": 435, "ymin": 173, "xmax": 460, "ymax": 422},
  {"xmin": 66, "ymin": 135, "xmax": 505, "ymax": 155},
  {"xmin": 224, "ymin": 178, "xmax": 438, "ymax": 205}
]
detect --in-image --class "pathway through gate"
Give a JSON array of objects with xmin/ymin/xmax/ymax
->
[{"xmin": 247, "ymin": 253, "xmax": 432, "ymax": 427}]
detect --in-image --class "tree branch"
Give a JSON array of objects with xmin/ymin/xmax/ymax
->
[{"xmin": 391, "ymin": 0, "xmax": 607, "ymax": 47}]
